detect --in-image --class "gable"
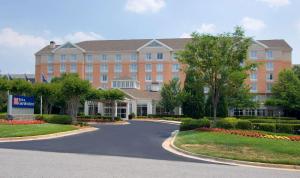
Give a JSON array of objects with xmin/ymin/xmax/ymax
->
[
  {"xmin": 52, "ymin": 42, "xmax": 86, "ymax": 53},
  {"xmin": 137, "ymin": 39, "xmax": 173, "ymax": 51}
]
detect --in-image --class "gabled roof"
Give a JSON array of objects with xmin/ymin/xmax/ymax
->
[
  {"xmin": 52, "ymin": 42, "xmax": 86, "ymax": 53},
  {"xmin": 258, "ymin": 39, "xmax": 292, "ymax": 50},
  {"xmin": 120, "ymin": 88, "xmax": 161, "ymax": 101},
  {"xmin": 137, "ymin": 39, "xmax": 173, "ymax": 51}
]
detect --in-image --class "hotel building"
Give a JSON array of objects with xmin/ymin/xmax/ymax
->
[{"xmin": 35, "ymin": 38, "xmax": 292, "ymax": 119}]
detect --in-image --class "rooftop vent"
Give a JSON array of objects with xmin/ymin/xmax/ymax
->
[{"xmin": 50, "ymin": 41, "xmax": 56, "ymax": 48}]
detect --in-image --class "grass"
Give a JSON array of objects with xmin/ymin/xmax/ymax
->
[
  {"xmin": 0, "ymin": 123, "xmax": 77, "ymax": 138},
  {"xmin": 174, "ymin": 130, "xmax": 300, "ymax": 165}
]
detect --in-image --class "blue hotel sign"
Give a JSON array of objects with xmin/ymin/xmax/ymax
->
[{"xmin": 12, "ymin": 95, "xmax": 35, "ymax": 109}]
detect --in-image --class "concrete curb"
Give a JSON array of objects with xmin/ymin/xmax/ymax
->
[
  {"xmin": 133, "ymin": 119, "xmax": 181, "ymax": 125},
  {"xmin": 163, "ymin": 130, "xmax": 300, "ymax": 171},
  {"xmin": 0, "ymin": 127, "xmax": 99, "ymax": 143}
]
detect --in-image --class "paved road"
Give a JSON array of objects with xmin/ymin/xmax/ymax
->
[
  {"xmin": 0, "ymin": 120, "xmax": 205, "ymax": 162},
  {"xmin": 0, "ymin": 120, "xmax": 299, "ymax": 178}
]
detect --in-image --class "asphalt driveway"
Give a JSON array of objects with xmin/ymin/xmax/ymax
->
[{"xmin": 0, "ymin": 120, "xmax": 210, "ymax": 163}]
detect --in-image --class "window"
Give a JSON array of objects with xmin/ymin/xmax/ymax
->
[
  {"xmin": 48, "ymin": 64, "xmax": 53, "ymax": 73},
  {"xmin": 266, "ymin": 62, "xmax": 274, "ymax": 71},
  {"xmin": 48, "ymin": 55, "xmax": 54, "ymax": 63},
  {"xmin": 172, "ymin": 64, "xmax": 180, "ymax": 72},
  {"xmin": 130, "ymin": 63, "xmax": 137, "ymax": 72},
  {"xmin": 101, "ymin": 54, "xmax": 107, "ymax": 62},
  {"xmin": 71, "ymin": 63, "xmax": 77, "ymax": 73},
  {"xmin": 172, "ymin": 53, "xmax": 177, "ymax": 60},
  {"xmin": 71, "ymin": 54, "xmax": 77, "ymax": 62},
  {"xmin": 267, "ymin": 83, "xmax": 272, "ymax": 92},
  {"xmin": 145, "ymin": 53, "xmax": 152, "ymax": 60},
  {"xmin": 250, "ymin": 83, "xmax": 257, "ymax": 93},
  {"xmin": 60, "ymin": 54, "xmax": 66, "ymax": 63},
  {"xmin": 145, "ymin": 73, "xmax": 152, "ymax": 81},
  {"xmin": 85, "ymin": 64, "xmax": 93, "ymax": 73},
  {"xmin": 100, "ymin": 64, "xmax": 108, "ymax": 73},
  {"xmin": 250, "ymin": 73, "xmax": 257, "ymax": 81},
  {"xmin": 131, "ymin": 53, "xmax": 137, "ymax": 61},
  {"xmin": 86, "ymin": 55, "xmax": 93, "ymax": 63},
  {"xmin": 157, "ymin": 53, "xmax": 163, "ymax": 60},
  {"xmin": 115, "ymin": 64, "xmax": 122, "ymax": 72},
  {"xmin": 115, "ymin": 54, "xmax": 122, "ymax": 62},
  {"xmin": 101, "ymin": 74, "xmax": 108, "ymax": 83},
  {"xmin": 145, "ymin": 84, "xmax": 152, "ymax": 91},
  {"xmin": 145, "ymin": 64, "xmax": 152, "ymax": 72},
  {"xmin": 266, "ymin": 73, "xmax": 273, "ymax": 81},
  {"xmin": 250, "ymin": 50, "xmax": 257, "ymax": 59},
  {"xmin": 85, "ymin": 73, "xmax": 93, "ymax": 82},
  {"xmin": 156, "ymin": 64, "xmax": 163, "ymax": 72},
  {"xmin": 156, "ymin": 73, "xmax": 163, "ymax": 82},
  {"xmin": 60, "ymin": 63, "xmax": 66, "ymax": 73},
  {"xmin": 266, "ymin": 50, "xmax": 273, "ymax": 59},
  {"xmin": 131, "ymin": 73, "xmax": 137, "ymax": 80}
]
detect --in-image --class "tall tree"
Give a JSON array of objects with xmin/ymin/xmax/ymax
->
[
  {"xmin": 8, "ymin": 79, "xmax": 33, "ymax": 96},
  {"xmin": 266, "ymin": 69, "xmax": 300, "ymax": 117},
  {"xmin": 178, "ymin": 27, "xmax": 253, "ymax": 121},
  {"xmin": 292, "ymin": 65, "xmax": 300, "ymax": 79},
  {"xmin": 160, "ymin": 78, "xmax": 183, "ymax": 114},
  {"xmin": 182, "ymin": 70, "xmax": 205, "ymax": 118}
]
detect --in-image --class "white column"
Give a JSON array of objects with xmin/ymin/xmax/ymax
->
[
  {"xmin": 114, "ymin": 101, "xmax": 118, "ymax": 117},
  {"xmin": 7, "ymin": 95, "xmax": 12, "ymax": 116},
  {"xmin": 126, "ymin": 101, "xmax": 130, "ymax": 120},
  {"xmin": 98, "ymin": 102, "xmax": 103, "ymax": 115},
  {"xmin": 147, "ymin": 101, "xmax": 153, "ymax": 115},
  {"xmin": 84, "ymin": 101, "xmax": 89, "ymax": 116}
]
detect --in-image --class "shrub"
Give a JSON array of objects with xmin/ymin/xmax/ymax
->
[
  {"xmin": 128, "ymin": 113, "xmax": 135, "ymax": 120},
  {"xmin": 276, "ymin": 124, "xmax": 294, "ymax": 134},
  {"xmin": 0, "ymin": 113, "xmax": 7, "ymax": 120},
  {"xmin": 236, "ymin": 120, "xmax": 252, "ymax": 130},
  {"xmin": 42, "ymin": 114, "xmax": 72, "ymax": 124},
  {"xmin": 238, "ymin": 116, "xmax": 297, "ymax": 120},
  {"xmin": 253, "ymin": 123, "xmax": 276, "ymax": 132},
  {"xmin": 249, "ymin": 119, "xmax": 300, "ymax": 124},
  {"xmin": 180, "ymin": 118, "xmax": 211, "ymax": 131},
  {"xmin": 216, "ymin": 117, "xmax": 238, "ymax": 129}
]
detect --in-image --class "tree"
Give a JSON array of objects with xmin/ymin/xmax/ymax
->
[
  {"xmin": 33, "ymin": 83, "xmax": 55, "ymax": 114},
  {"xmin": 292, "ymin": 65, "xmax": 300, "ymax": 79},
  {"xmin": 178, "ymin": 27, "xmax": 253, "ymax": 121},
  {"xmin": 102, "ymin": 89, "xmax": 125, "ymax": 120},
  {"xmin": 182, "ymin": 70, "xmax": 205, "ymax": 118},
  {"xmin": 266, "ymin": 69, "xmax": 300, "ymax": 117},
  {"xmin": 60, "ymin": 74, "xmax": 91, "ymax": 123},
  {"xmin": 0, "ymin": 78, "xmax": 9, "ymax": 112},
  {"xmin": 8, "ymin": 79, "xmax": 33, "ymax": 96},
  {"xmin": 160, "ymin": 78, "xmax": 183, "ymax": 114}
]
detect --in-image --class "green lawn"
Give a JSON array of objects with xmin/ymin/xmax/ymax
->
[
  {"xmin": 0, "ymin": 123, "xmax": 77, "ymax": 138},
  {"xmin": 174, "ymin": 131, "xmax": 300, "ymax": 165}
]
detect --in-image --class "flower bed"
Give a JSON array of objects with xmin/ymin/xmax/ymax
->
[
  {"xmin": 0, "ymin": 119, "xmax": 44, "ymax": 125},
  {"xmin": 197, "ymin": 128, "xmax": 300, "ymax": 141}
]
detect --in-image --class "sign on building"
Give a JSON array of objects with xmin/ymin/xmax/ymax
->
[{"xmin": 8, "ymin": 95, "xmax": 35, "ymax": 120}]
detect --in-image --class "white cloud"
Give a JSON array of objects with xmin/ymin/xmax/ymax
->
[
  {"xmin": 241, "ymin": 17, "xmax": 266, "ymax": 32},
  {"xmin": 257, "ymin": 0, "xmax": 290, "ymax": 8},
  {"xmin": 180, "ymin": 32, "xmax": 191, "ymax": 38},
  {"xmin": 125, "ymin": 0, "xmax": 165, "ymax": 14},
  {"xmin": 0, "ymin": 27, "xmax": 104, "ymax": 74},
  {"xmin": 196, "ymin": 23, "xmax": 216, "ymax": 34}
]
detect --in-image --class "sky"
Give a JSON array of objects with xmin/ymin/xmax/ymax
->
[{"xmin": 0, "ymin": 0, "xmax": 299, "ymax": 74}]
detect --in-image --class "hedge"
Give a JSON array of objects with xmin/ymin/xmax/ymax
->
[
  {"xmin": 216, "ymin": 117, "xmax": 239, "ymax": 129},
  {"xmin": 249, "ymin": 119, "xmax": 300, "ymax": 124},
  {"xmin": 180, "ymin": 118, "xmax": 210, "ymax": 131},
  {"xmin": 0, "ymin": 113, "xmax": 7, "ymax": 120},
  {"xmin": 236, "ymin": 120, "xmax": 252, "ymax": 130},
  {"xmin": 252, "ymin": 123, "xmax": 276, "ymax": 132},
  {"xmin": 38, "ymin": 114, "xmax": 72, "ymax": 124},
  {"xmin": 238, "ymin": 116, "xmax": 297, "ymax": 120}
]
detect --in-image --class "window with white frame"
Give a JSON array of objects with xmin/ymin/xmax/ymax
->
[
  {"xmin": 266, "ymin": 62, "xmax": 274, "ymax": 71},
  {"xmin": 130, "ymin": 63, "xmax": 137, "ymax": 72},
  {"xmin": 85, "ymin": 64, "xmax": 93, "ymax": 73},
  {"xmin": 250, "ymin": 83, "xmax": 257, "ymax": 93},
  {"xmin": 145, "ymin": 64, "xmax": 152, "ymax": 72},
  {"xmin": 115, "ymin": 54, "xmax": 122, "ymax": 62},
  {"xmin": 100, "ymin": 64, "xmax": 108, "ymax": 73},
  {"xmin": 71, "ymin": 63, "xmax": 77, "ymax": 73},
  {"xmin": 157, "ymin": 53, "xmax": 163, "ymax": 60},
  {"xmin": 266, "ymin": 73, "xmax": 273, "ymax": 81},
  {"xmin": 250, "ymin": 73, "xmax": 257, "ymax": 81},
  {"xmin": 145, "ymin": 83, "xmax": 152, "ymax": 91},
  {"xmin": 101, "ymin": 74, "xmax": 108, "ymax": 83},
  {"xmin": 60, "ymin": 63, "xmax": 66, "ymax": 73},
  {"xmin": 156, "ymin": 73, "xmax": 163, "ymax": 82},
  {"xmin": 131, "ymin": 53, "xmax": 137, "ymax": 61},
  {"xmin": 60, "ymin": 54, "xmax": 66, "ymax": 63},
  {"xmin": 145, "ymin": 53, "xmax": 152, "ymax": 60},
  {"xmin": 48, "ymin": 64, "xmax": 53, "ymax": 73},
  {"xmin": 267, "ymin": 83, "xmax": 272, "ymax": 92},
  {"xmin": 48, "ymin": 55, "xmax": 54, "ymax": 63},
  {"xmin": 250, "ymin": 50, "xmax": 257, "ymax": 59},
  {"xmin": 71, "ymin": 54, "xmax": 77, "ymax": 62},
  {"xmin": 156, "ymin": 64, "xmax": 163, "ymax": 72},
  {"xmin": 85, "ymin": 73, "xmax": 93, "ymax": 82},
  {"xmin": 86, "ymin": 55, "xmax": 93, "ymax": 63},
  {"xmin": 101, "ymin": 54, "xmax": 107, "ymax": 62},
  {"xmin": 266, "ymin": 50, "xmax": 273, "ymax": 59},
  {"xmin": 172, "ymin": 64, "xmax": 180, "ymax": 72},
  {"xmin": 145, "ymin": 73, "xmax": 152, "ymax": 81},
  {"xmin": 114, "ymin": 63, "xmax": 122, "ymax": 72}
]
